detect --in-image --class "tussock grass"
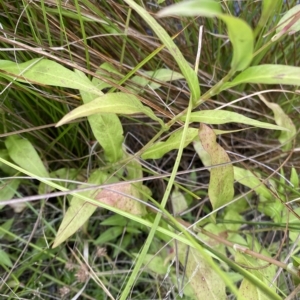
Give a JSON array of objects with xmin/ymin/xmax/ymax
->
[{"xmin": 0, "ymin": 0, "xmax": 299, "ymax": 299}]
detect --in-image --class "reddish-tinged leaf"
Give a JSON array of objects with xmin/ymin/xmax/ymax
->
[
  {"xmin": 95, "ymin": 183, "xmax": 146, "ymax": 216},
  {"xmin": 52, "ymin": 170, "xmax": 110, "ymax": 248},
  {"xmin": 198, "ymin": 124, "xmax": 234, "ymax": 210},
  {"xmin": 177, "ymin": 242, "xmax": 226, "ymax": 299}
]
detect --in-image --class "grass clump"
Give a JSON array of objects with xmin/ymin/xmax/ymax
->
[{"xmin": 0, "ymin": 0, "xmax": 300, "ymax": 299}]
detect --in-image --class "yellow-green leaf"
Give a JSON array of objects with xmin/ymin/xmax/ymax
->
[
  {"xmin": 56, "ymin": 92, "xmax": 164, "ymax": 128},
  {"xmin": 0, "ymin": 58, "xmax": 103, "ymax": 96},
  {"xmin": 233, "ymin": 167, "xmax": 272, "ymax": 201},
  {"xmin": 5, "ymin": 136, "xmax": 49, "ymax": 178},
  {"xmin": 181, "ymin": 109, "xmax": 288, "ymax": 131},
  {"xmin": 75, "ymin": 70, "xmax": 124, "ymax": 162},
  {"xmin": 158, "ymin": 0, "xmax": 222, "ymax": 17},
  {"xmin": 52, "ymin": 170, "xmax": 111, "ymax": 248},
  {"xmin": 221, "ymin": 65, "xmax": 300, "ymax": 90},
  {"xmin": 198, "ymin": 124, "xmax": 234, "ymax": 210},
  {"xmin": 177, "ymin": 241, "xmax": 226, "ymax": 299},
  {"xmin": 142, "ymin": 128, "xmax": 198, "ymax": 160},
  {"xmin": 131, "ymin": 68, "xmax": 184, "ymax": 90},
  {"xmin": 0, "ymin": 179, "xmax": 20, "ymax": 209},
  {"xmin": 219, "ymin": 15, "xmax": 254, "ymax": 71},
  {"xmin": 259, "ymin": 96, "xmax": 296, "ymax": 151},
  {"xmin": 158, "ymin": 1, "xmax": 254, "ymax": 71},
  {"xmin": 236, "ymin": 236, "xmax": 276, "ymax": 300}
]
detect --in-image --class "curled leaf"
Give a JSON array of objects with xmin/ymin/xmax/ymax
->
[{"xmin": 259, "ymin": 95, "xmax": 296, "ymax": 151}]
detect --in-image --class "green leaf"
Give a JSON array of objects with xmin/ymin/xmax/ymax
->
[
  {"xmin": 282, "ymin": 208, "xmax": 300, "ymax": 243},
  {"xmin": 52, "ymin": 170, "xmax": 111, "ymax": 248},
  {"xmin": 181, "ymin": 110, "xmax": 287, "ymax": 131},
  {"xmin": 260, "ymin": 96, "xmax": 296, "ymax": 151},
  {"xmin": 0, "ymin": 218, "xmax": 14, "ymax": 239},
  {"xmin": 38, "ymin": 168, "xmax": 81, "ymax": 194},
  {"xmin": 0, "ymin": 249, "xmax": 12, "ymax": 267},
  {"xmin": 254, "ymin": 0, "xmax": 282, "ymax": 37},
  {"xmin": 100, "ymin": 214, "xmax": 130, "ymax": 226},
  {"xmin": 124, "ymin": 153, "xmax": 143, "ymax": 186},
  {"xmin": 141, "ymin": 128, "xmax": 198, "ymax": 159},
  {"xmin": 224, "ymin": 210, "xmax": 244, "ymax": 232},
  {"xmin": 219, "ymin": 15, "xmax": 254, "ymax": 71},
  {"xmin": 0, "ymin": 58, "xmax": 103, "ymax": 96},
  {"xmin": 76, "ymin": 70, "xmax": 124, "ymax": 162},
  {"xmin": 125, "ymin": 0, "xmax": 200, "ymax": 102},
  {"xmin": 273, "ymin": 4, "xmax": 300, "ymax": 40},
  {"xmin": 56, "ymin": 92, "xmax": 164, "ymax": 128},
  {"xmin": 131, "ymin": 68, "xmax": 184, "ymax": 90},
  {"xmin": 94, "ymin": 226, "xmax": 124, "ymax": 244},
  {"xmin": 158, "ymin": 1, "xmax": 254, "ymax": 71},
  {"xmin": 5, "ymin": 136, "xmax": 49, "ymax": 178},
  {"xmin": 158, "ymin": 0, "xmax": 222, "ymax": 17},
  {"xmin": 198, "ymin": 124, "xmax": 234, "ymax": 211},
  {"xmin": 146, "ymin": 126, "xmax": 240, "ymax": 164},
  {"xmin": 177, "ymin": 241, "xmax": 226, "ymax": 299},
  {"xmin": 0, "ymin": 149, "xmax": 17, "ymax": 176},
  {"xmin": 170, "ymin": 189, "xmax": 188, "ymax": 215},
  {"xmin": 290, "ymin": 167, "xmax": 299, "ymax": 189},
  {"xmin": 258, "ymin": 200, "xmax": 283, "ymax": 223},
  {"xmin": 92, "ymin": 62, "xmax": 123, "ymax": 91},
  {"xmin": 236, "ymin": 236, "xmax": 277, "ymax": 300},
  {"xmin": 0, "ymin": 179, "xmax": 20, "ymax": 209},
  {"xmin": 95, "ymin": 182, "xmax": 147, "ymax": 216},
  {"xmin": 197, "ymin": 223, "xmax": 228, "ymax": 256},
  {"xmin": 221, "ymin": 64, "xmax": 300, "ymax": 90},
  {"xmin": 233, "ymin": 167, "xmax": 272, "ymax": 202},
  {"xmin": 133, "ymin": 253, "xmax": 169, "ymax": 275}
]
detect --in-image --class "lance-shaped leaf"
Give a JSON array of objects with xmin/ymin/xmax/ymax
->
[
  {"xmin": 233, "ymin": 167, "xmax": 272, "ymax": 202},
  {"xmin": 124, "ymin": 0, "xmax": 200, "ymax": 102},
  {"xmin": 144, "ymin": 127, "xmax": 238, "ymax": 160},
  {"xmin": 56, "ymin": 92, "xmax": 164, "ymax": 128},
  {"xmin": 221, "ymin": 64, "xmax": 300, "ymax": 91},
  {"xmin": 181, "ymin": 110, "xmax": 287, "ymax": 131},
  {"xmin": 0, "ymin": 58, "xmax": 103, "ymax": 96},
  {"xmin": 177, "ymin": 241, "xmax": 226, "ymax": 299},
  {"xmin": 5, "ymin": 136, "xmax": 49, "ymax": 178},
  {"xmin": 198, "ymin": 124, "xmax": 234, "ymax": 210},
  {"xmin": 75, "ymin": 70, "xmax": 124, "ymax": 163},
  {"xmin": 158, "ymin": 0, "xmax": 221, "ymax": 17},
  {"xmin": 131, "ymin": 68, "xmax": 184, "ymax": 91},
  {"xmin": 52, "ymin": 170, "xmax": 111, "ymax": 248},
  {"xmin": 142, "ymin": 128, "xmax": 199, "ymax": 160},
  {"xmin": 259, "ymin": 96, "xmax": 296, "ymax": 151}
]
